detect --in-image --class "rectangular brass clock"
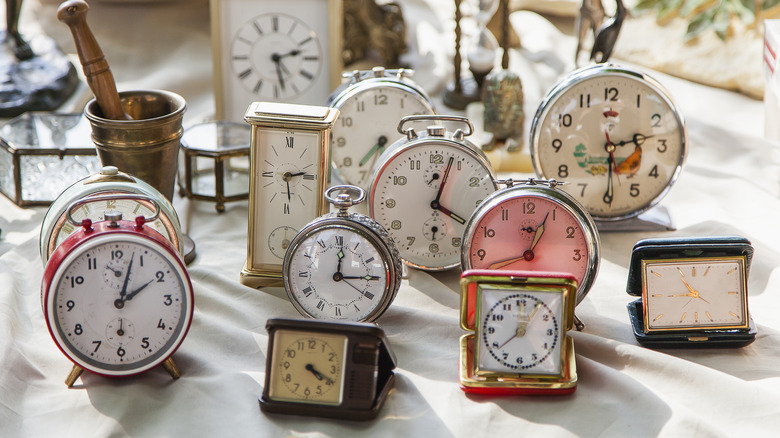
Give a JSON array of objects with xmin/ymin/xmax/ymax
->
[
  {"xmin": 241, "ymin": 102, "xmax": 339, "ymax": 288},
  {"xmin": 210, "ymin": 0, "xmax": 344, "ymax": 122}
]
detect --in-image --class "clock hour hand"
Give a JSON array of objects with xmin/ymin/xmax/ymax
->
[
  {"xmin": 435, "ymin": 204, "xmax": 466, "ymax": 225},
  {"xmin": 304, "ymin": 363, "xmax": 334, "ymax": 385},
  {"xmin": 359, "ymin": 136, "xmax": 388, "ymax": 167},
  {"xmin": 678, "ymin": 277, "xmax": 711, "ymax": 304},
  {"xmin": 124, "ymin": 278, "xmax": 155, "ymax": 302}
]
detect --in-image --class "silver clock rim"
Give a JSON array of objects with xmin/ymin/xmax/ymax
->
[
  {"xmin": 43, "ymin": 232, "xmax": 193, "ymax": 377},
  {"xmin": 529, "ymin": 63, "xmax": 688, "ymax": 221},
  {"xmin": 327, "ymin": 77, "xmax": 436, "ymax": 186},
  {"xmin": 39, "ymin": 173, "xmax": 183, "ymax": 266},
  {"xmin": 461, "ymin": 184, "xmax": 601, "ymax": 305},
  {"xmin": 282, "ymin": 217, "xmax": 402, "ymax": 322},
  {"xmin": 367, "ymin": 133, "xmax": 499, "ymax": 271}
]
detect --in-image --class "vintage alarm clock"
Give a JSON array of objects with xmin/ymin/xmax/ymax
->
[
  {"xmin": 530, "ymin": 63, "xmax": 687, "ymax": 229},
  {"xmin": 368, "ymin": 115, "xmax": 498, "ymax": 271},
  {"xmin": 41, "ymin": 198, "xmax": 194, "ymax": 387},
  {"xmin": 461, "ymin": 178, "xmax": 600, "ymax": 328},
  {"xmin": 327, "ymin": 67, "xmax": 436, "ymax": 189},
  {"xmin": 241, "ymin": 102, "xmax": 339, "ymax": 288},
  {"xmin": 626, "ymin": 236, "xmax": 756, "ymax": 348},
  {"xmin": 282, "ymin": 185, "xmax": 402, "ymax": 322},
  {"xmin": 259, "ymin": 318, "xmax": 397, "ymax": 420},
  {"xmin": 40, "ymin": 166, "xmax": 185, "ymax": 265},
  {"xmin": 459, "ymin": 270, "xmax": 578, "ymax": 395}
]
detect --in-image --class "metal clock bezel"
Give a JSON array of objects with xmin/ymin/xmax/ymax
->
[{"xmin": 529, "ymin": 63, "xmax": 688, "ymax": 222}]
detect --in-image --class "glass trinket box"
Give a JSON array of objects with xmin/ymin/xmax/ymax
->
[
  {"xmin": 0, "ymin": 112, "xmax": 101, "ymax": 207},
  {"xmin": 178, "ymin": 121, "xmax": 251, "ymax": 212}
]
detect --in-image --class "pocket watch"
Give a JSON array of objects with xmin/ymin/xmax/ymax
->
[
  {"xmin": 327, "ymin": 67, "xmax": 436, "ymax": 189},
  {"xmin": 626, "ymin": 235, "xmax": 756, "ymax": 348},
  {"xmin": 459, "ymin": 270, "xmax": 578, "ymax": 395},
  {"xmin": 41, "ymin": 199, "xmax": 194, "ymax": 387},
  {"xmin": 241, "ymin": 102, "xmax": 339, "ymax": 288},
  {"xmin": 283, "ymin": 185, "xmax": 402, "ymax": 322},
  {"xmin": 368, "ymin": 115, "xmax": 498, "ymax": 271},
  {"xmin": 39, "ymin": 166, "xmax": 184, "ymax": 266},
  {"xmin": 260, "ymin": 318, "xmax": 396, "ymax": 420},
  {"xmin": 530, "ymin": 63, "xmax": 687, "ymax": 225},
  {"xmin": 461, "ymin": 178, "xmax": 600, "ymax": 323}
]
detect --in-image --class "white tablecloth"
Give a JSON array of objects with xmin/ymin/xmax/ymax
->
[{"xmin": 3, "ymin": 1, "xmax": 780, "ymax": 437}]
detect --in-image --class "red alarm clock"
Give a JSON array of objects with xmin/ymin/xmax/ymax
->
[{"xmin": 41, "ymin": 197, "xmax": 194, "ymax": 387}]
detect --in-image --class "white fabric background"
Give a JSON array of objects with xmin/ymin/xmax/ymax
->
[{"xmin": 2, "ymin": 1, "xmax": 780, "ymax": 437}]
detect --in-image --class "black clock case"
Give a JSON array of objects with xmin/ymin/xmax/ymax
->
[
  {"xmin": 259, "ymin": 318, "xmax": 396, "ymax": 420},
  {"xmin": 625, "ymin": 235, "xmax": 756, "ymax": 348}
]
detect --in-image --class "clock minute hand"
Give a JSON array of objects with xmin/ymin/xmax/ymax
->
[
  {"xmin": 359, "ymin": 136, "xmax": 388, "ymax": 167},
  {"xmin": 304, "ymin": 364, "xmax": 334, "ymax": 385}
]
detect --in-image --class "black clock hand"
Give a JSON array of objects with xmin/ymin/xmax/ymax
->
[
  {"xmin": 614, "ymin": 133, "xmax": 655, "ymax": 148},
  {"xmin": 106, "ymin": 264, "xmax": 122, "ymax": 278},
  {"xmin": 271, "ymin": 53, "xmax": 286, "ymax": 90},
  {"xmin": 433, "ymin": 156, "xmax": 454, "ymax": 204},
  {"xmin": 603, "ymin": 130, "xmax": 615, "ymax": 205},
  {"xmin": 341, "ymin": 275, "xmax": 380, "ymax": 281},
  {"xmin": 436, "ymin": 204, "xmax": 466, "ymax": 224},
  {"xmin": 340, "ymin": 277, "xmax": 377, "ymax": 299},
  {"xmin": 305, "ymin": 364, "xmax": 334, "ymax": 385},
  {"xmin": 114, "ymin": 252, "xmax": 135, "ymax": 308},
  {"xmin": 124, "ymin": 278, "xmax": 155, "ymax": 302}
]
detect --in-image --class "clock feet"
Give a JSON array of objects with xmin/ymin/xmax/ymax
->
[
  {"xmin": 162, "ymin": 357, "xmax": 181, "ymax": 380},
  {"xmin": 65, "ymin": 365, "xmax": 84, "ymax": 388}
]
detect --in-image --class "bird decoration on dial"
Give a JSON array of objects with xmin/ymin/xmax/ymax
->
[
  {"xmin": 39, "ymin": 166, "xmax": 184, "ymax": 266},
  {"xmin": 282, "ymin": 185, "xmax": 402, "ymax": 322},
  {"xmin": 461, "ymin": 178, "xmax": 600, "ymax": 329},
  {"xmin": 530, "ymin": 63, "xmax": 687, "ymax": 230},
  {"xmin": 368, "ymin": 115, "xmax": 498, "ymax": 271},
  {"xmin": 41, "ymin": 198, "xmax": 194, "ymax": 387},
  {"xmin": 241, "ymin": 102, "xmax": 338, "ymax": 288},
  {"xmin": 327, "ymin": 67, "xmax": 436, "ymax": 190},
  {"xmin": 259, "ymin": 318, "xmax": 397, "ymax": 420},
  {"xmin": 459, "ymin": 270, "xmax": 579, "ymax": 395},
  {"xmin": 626, "ymin": 236, "xmax": 756, "ymax": 348}
]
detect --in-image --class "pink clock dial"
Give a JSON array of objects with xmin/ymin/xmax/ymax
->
[{"xmin": 462, "ymin": 183, "xmax": 600, "ymax": 306}]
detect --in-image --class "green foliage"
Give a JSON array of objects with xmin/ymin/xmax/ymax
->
[{"xmin": 632, "ymin": 0, "xmax": 780, "ymax": 40}]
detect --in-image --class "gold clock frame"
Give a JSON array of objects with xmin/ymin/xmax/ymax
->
[
  {"xmin": 640, "ymin": 255, "xmax": 750, "ymax": 334},
  {"xmin": 210, "ymin": 0, "xmax": 344, "ymax": 121},
  {"xmin": 241, "ymin": 102, "xmax": 338, "ymax": 288},
  {"xmin": 458, "ymin": 271, "xmax": 578, "ymax": 394}
]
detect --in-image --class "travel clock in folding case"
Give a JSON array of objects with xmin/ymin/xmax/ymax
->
[
  {"xmin": 210, "ymin": 0, "xmax": 344, "ymax": 122},
  {"xmin": 39, "ymin": 166, "xmax": 183, "ymax": 266},
  {"xmin": 327, "ymin": 67, "xmax": 436, "ymax": 189},
  {"xmin": 368, "ymin": 115, "xmax": 498, "ymax": 271},
  {"xmin": 461, "ymin": 178, "xmax": 600, "ymax": 328},
  {"xmin": 282, "ymin": 185, "xmax": 402, "ymax": 322},
  {"xmin": 260, "ymin": 318, "xmax": 397, "ymax": 420},
  {"xmin": 241, "ymin": 102, "xmax": 338, "ymax": 288},
  {"xmin": 41, "ymin": 201, "xmax": 194, "ymax": 387},
  {"xmin": 626, "ymin": 236, "xmax": 756, "ymax": 348},
  {"xmin": 459, "ymin": 270, "xmax": 578, "ymax": 395},
  {"xmin": 530, "ymin": 63, "xmax": 687, "ymax": 230}
]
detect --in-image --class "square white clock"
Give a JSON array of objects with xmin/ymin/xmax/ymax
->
[{"xmin": 210, "ymin": 0, "xmax": 344, "ymax": 121}]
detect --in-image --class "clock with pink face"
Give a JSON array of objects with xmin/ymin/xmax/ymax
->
[{"xmin": 461, "ymin": 179, "xmax": 600, "ymax": 306}]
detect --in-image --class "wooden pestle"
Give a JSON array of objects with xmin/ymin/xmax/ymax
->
[{"xmin": 58, "ymin": 0, "xmax": 130, "ymax": 120}]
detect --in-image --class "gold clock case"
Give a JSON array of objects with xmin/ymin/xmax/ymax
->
[
  {"xmin": 640, "ymin": 255, "xmax": 750, "ymax": 334},
  {"xmin": 241, "ymin": 102, "xmax": 338, "ymax": 288},
  {"xmin": 458, "ymin": 271, "xmax": 578, "ymax": 393}
]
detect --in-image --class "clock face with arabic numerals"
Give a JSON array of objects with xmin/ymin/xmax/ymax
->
[{"xmin": 531, "ymin": 64, "xmax": 687, "ymax": 220}]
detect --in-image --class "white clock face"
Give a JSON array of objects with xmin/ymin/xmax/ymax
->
[
  {"xmin": 477, "ymin": 287, "xmax": 563, "ymax": 375},
  {"xmin": 252, "ymin": 128, "xmax": 323, "ymax": 267},
  {"xmin": 643, "ymin": 257, "xmax": 748, "ymax": 331},
  {"xmin": 285, "ymin": 225, "xmax": 389, "ymax": 321},
  {"xmin": 231, "ymin": 13, "xmax": 323, "ymax": 101},
  {"xmin": 369, "ymin": 142, "xmax": 496, "ymax": 270},
  {"xmin": 331, "ymin": 83, "xmax": 435, "ymax": 188},
  {"xmin": 45, "ymin": 234, "xmax": 192, "ymax": 375},
  {"xmin": 532, "ymin": 67, "xmax": 686, "ymax": 219}
]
